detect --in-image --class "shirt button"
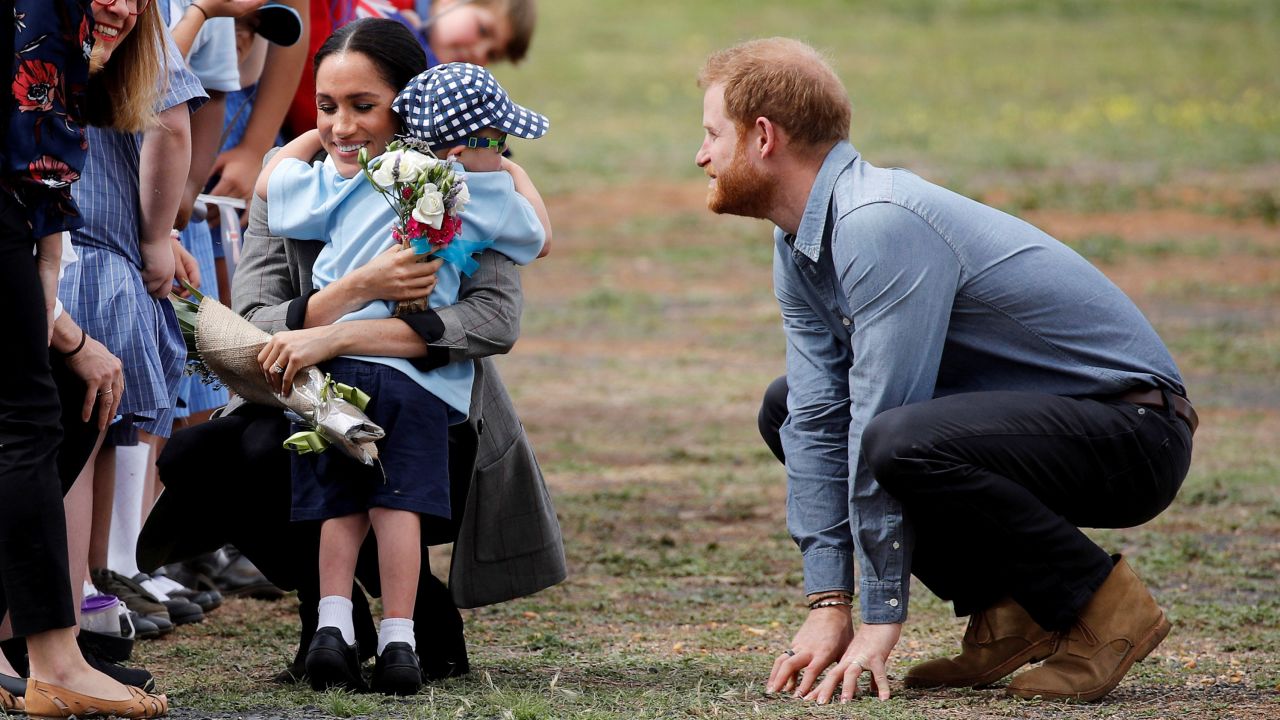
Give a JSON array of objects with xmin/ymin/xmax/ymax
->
[
  {"xmin": 888, "ymin": 598, "xmax": 899, "ymax": 607},
  {"xmin": 1137, "ymin": 408, "xmax": 1146, "ymax": 415},
  {"xmin": 842, "ymin": 317, "xmax": 851, "ymax": 326},
  {"xmin": 892, "ymin": 541, "xmax": 900, "ymax": 550}
]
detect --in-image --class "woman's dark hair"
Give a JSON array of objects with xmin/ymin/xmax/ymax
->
[{"xmin": 314, "ymin": 18, "xmax": 428, "ymax": 92}]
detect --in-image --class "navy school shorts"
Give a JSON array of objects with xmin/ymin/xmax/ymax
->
[{"xmin": 290, "ymin": 357, "xmax": 451, "ymax": 522}]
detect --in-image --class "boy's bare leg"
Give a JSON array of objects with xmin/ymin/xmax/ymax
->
[
  {"xmin": 88, "ymin": 447, "xmax": 115, "ymax": 571},
  {"xmin": 139, "ymin": 432, "xmax": 166, "ymax": 526},
  {"xmin": 366, "ymin": 507, "xmax": 423, "ymax": 694},
  {"xmin": 309, "ymin": 513, "xmax": 372, "ymax": 690},
  {"xmin": 368, "ymin": 508, "xmax": 421, "ymax": 620},
  {"xmin": 318, "ymin": 514, "xmax": 370, "ymax": 600}
]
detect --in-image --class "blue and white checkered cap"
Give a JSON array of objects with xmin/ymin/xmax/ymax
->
[{"xmin": 393, "ymin": 63, "xmax": 549, "ymax": 145}]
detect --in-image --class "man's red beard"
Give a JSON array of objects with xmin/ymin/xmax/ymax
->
[{"xmin": 706, "ymin": 139, "xmax": 775, "ymax": 219}]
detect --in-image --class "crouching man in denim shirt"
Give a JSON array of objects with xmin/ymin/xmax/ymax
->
[{"xmin": 696, "ymin": 38, "xmax": 1195, "ymax": 705}]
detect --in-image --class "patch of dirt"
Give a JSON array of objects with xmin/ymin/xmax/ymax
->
[{"xmin": 1027, "ymin": 207, "xmax": 1278, "ymax": 244}]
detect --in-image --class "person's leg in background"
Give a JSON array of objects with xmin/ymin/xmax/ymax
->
[{"xmin": 757, "ymin": 375, "xmax": 788, "ymax": 465}]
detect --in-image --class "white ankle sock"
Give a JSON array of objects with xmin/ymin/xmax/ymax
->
[
  {"xmin": 107, "ymin": 443, "xmax": 149, "ymax": 578},
  {"xmin": 152, "ymin": 575, "xmax": 186, "ymax": 594},
  {"xmin": 378, "ymin": 617, "xmax": 415, "ymax": 655},
  {"xmin": 317, "ymin": 596, "xmax": 355, "ymax": 645},
  {"xmin": 137, "ymin": 576, "xmax": 172, "ymax": 602}
]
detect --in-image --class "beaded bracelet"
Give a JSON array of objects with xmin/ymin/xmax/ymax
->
[
  {"xmin": 807, "ymin": 592, "xmax": 853, "ymax": 609},
  {"xmin": 809, "ymin": 599, "xmax": 854, "ymax": 610}
]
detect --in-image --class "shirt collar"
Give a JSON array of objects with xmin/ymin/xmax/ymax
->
[{"xmin": 790, "ymin": 141, "xmax": 859, "ymax": 262}]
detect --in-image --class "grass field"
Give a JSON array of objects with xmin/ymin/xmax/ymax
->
[{"xmin": 135, "ymin": 1, "xmax": 1278, "ymax": 718}]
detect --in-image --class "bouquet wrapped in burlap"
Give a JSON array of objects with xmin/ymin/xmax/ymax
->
[{"xmin": 173, "ymin": 291, "xmax": 384, "ymax": 465}]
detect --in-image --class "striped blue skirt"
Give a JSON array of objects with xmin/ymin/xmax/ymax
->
[{"xmin": 60, "ymin": 245, "xmax": 185, "ymax": 438}]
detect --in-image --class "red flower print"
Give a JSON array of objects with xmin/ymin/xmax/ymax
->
[
  {"xmin": 29, "ymin": 155, "xmax": 80, "ymax": 189},
  {"xmin": 13, "ymin": 60, "xmax": 61, "ymax": 113}
]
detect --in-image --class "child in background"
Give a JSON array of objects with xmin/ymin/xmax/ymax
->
[
  {"xmin": 283, "ymin": 0, "xmax": 536, "ymax": 144},
  {"xmin": 254, "ymin": 56, "xmax": 550, "ymax": 695},
  {"xmin": 351, "ymin": 0, "xmax": 537, "ymax": 66}
]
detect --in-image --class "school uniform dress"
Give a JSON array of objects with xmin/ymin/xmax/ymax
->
[
  {"xmin": 161, "ymin": 0, "xmax": 238, "ymax": 417},
  {"xmin": 63, "ymin": 37, "xmax": 207, "ymax": 438},
  {"xmin": 266, "ymin": 157, "xmax": 543, "ymax": 521}
]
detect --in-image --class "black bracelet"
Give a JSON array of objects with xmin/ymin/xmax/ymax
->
[
  {"xmin": 62, "ymin": 327, "xmax": 87, "ymax": 358},
  {"xmin": 190, "ymin": 2, "xmax": 210, "ymax": 20}
]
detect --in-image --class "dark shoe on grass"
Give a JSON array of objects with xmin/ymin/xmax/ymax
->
[
  {"xmin": 81, "ymin": 646, "xmax": 157, "ymax": 694},
  {"xmin": 305, "ymin": 628, "xmax": 366, "ymax": 692},
  {"xmin": 371, "ymin": 643, "xmax": 422, "ymax": 696}
]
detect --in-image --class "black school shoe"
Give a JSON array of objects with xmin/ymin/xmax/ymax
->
[
  {"xmin": 81, "ymin": 647, "xmax": 157, "ymax": 694},
  {"xmin": 305, "ymin": 628, "xmax": 366, "ymax": 692},
  {"xmin": 371, "ymin": 643, "xmax": 422, "ymax": 696},
  {"xmin": 78, "ymin": 629, "xmax": 134, "ymax": 664}
]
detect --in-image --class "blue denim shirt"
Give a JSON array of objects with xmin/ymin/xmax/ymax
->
[{"xmin": 775, "ymin": 141, "xmax": 1184, "ymax": 624}]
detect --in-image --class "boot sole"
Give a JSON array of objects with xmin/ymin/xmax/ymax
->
[
  {"xmin": 1008, "ymin": 612, "xmax": 1172, "ymax": 702},
  {"xmin": 903, "ymin": 637, "xmax": 1056, "ymax": 689}
]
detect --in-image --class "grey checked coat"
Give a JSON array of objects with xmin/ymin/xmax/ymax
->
[{"xmin": 231, "ymin": 155, "xmax": 566, "ymax": 607}]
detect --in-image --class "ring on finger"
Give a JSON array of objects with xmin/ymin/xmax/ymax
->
[
  {"xmin": 271, "ymin": 363, "xmax": 285, "ymax": 374},
  {"xmin": 784, "ymin": 649, "xmax": 796, "ymax": 657},
  {"xmin": 850, "ymin": 656, "xmax": 867, "ymax": 669}
]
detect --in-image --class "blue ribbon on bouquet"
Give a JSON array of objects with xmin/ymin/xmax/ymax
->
[{"xmin": 409, "ymin": 235, "xmax": 494, "ymax": 277}]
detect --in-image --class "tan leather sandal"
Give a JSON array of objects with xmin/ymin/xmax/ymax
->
[
  {"xmin": 23, "ymin": 678, "xmax": 168, "ymax": 718},
  {"xmin": 0, "ymin": 684, "xmax": 24, "ymax": 714}
]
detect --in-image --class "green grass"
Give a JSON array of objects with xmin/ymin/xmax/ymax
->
[
  {"xmin": 498, "ymin": 0, "xmax": 1280, "ymax": 212},
  {"xmin": 138, "ymin": 2, "xmax": 1280, "ymax": 717}
]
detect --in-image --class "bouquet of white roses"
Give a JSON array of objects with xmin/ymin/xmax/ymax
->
[{"xmin": 358, "ymin": 138, "xmax": 471, "ymax": 315}]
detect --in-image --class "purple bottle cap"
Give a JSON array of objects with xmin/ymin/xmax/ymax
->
[{"xmin": 81, "ymin": 593, "xmax": 120, "ymax": 614}]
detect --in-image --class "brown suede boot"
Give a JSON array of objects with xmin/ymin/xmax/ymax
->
[
  {"xmin": 904, "ymin": 597, "xmax": 1057, "ymax": 688},
  {"xmin": 1007, "ymin": 556, "xmax": 1171, "ymax": 702}
]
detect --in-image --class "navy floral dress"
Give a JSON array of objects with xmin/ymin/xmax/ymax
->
[{"xmin": 2, "ymin": 0, "xmax": 92, "ymax": 240}]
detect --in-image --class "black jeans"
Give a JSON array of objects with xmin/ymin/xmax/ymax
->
[
  {"xmin": 758, "ymin": 377, "xmax": 1192, "ymax": 631},
  {"xmin": 0, "ymin": 215, "xmax": 75, "ymax": 637}
]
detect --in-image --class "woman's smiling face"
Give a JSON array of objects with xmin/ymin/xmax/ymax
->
[
  {"xmin": 314, "ymin": 51, "xmax": 402, "ymax": 178},
  {"xmin": 89, "ymin": 0, "xmax": 140, "ymax": 70}
]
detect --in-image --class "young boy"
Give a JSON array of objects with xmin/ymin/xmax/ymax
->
[{"xmin": 255, "ymin": 61, "xmax": 549, "ymax": 695}]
